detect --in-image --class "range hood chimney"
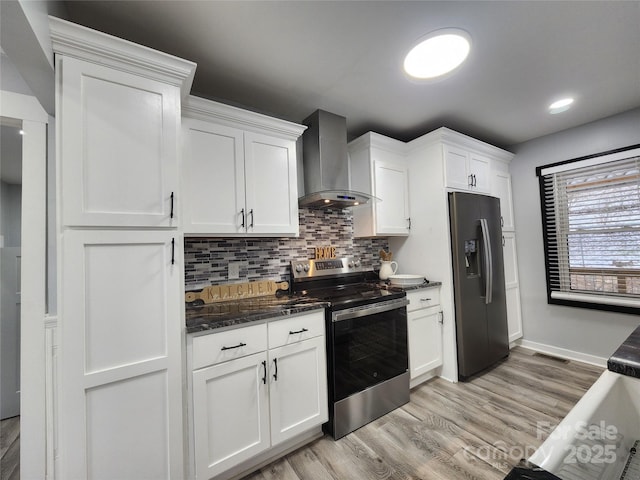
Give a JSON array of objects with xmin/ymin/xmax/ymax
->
[{"xmin": 298, "ymin": 110, "xmax": 373, "ymax": 209}]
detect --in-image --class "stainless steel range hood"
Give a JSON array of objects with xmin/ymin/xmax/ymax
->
[{"xmin": 298, "ymin": 110, "xmax": 373, "ymax": 209}]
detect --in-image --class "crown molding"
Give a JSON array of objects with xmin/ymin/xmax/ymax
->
[
  {"xmin": 182, "ymin": 95, "xmax": 306, "ymax": 139},
  {"xmin": 407, "ymin": 127, "xmax": 514, "ymax": 161},
  {"xmin": 348, "ymin": 131, "xmax": 408, "ymax": 155},
  {"xmin": 49, "ymin": 16, "xmax": 196, "ymax": 98}
]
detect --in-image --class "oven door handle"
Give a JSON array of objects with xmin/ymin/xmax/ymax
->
[{"xmin": 332, "ymin": 298, "xmax": 409, "ymax": 322}]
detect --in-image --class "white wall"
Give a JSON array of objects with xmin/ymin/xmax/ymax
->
[
  {"xmin": 509, "ymin": 107, "xmax": 640, "ymax": 361},
  {"xmin": 1, "ymin": 181, "xmax": 22, "ymax": 247}
]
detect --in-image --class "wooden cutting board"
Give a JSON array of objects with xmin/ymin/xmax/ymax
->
[{"xmin": 185, "ymin": 280, "xmax": 289, "ymax": 304}]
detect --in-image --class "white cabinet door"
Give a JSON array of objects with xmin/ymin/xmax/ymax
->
[
  {"xmin": 506, "ymin": 286, "xmax": 523, "ymax": 343},
  {"xmin": 502, "ymin": 232, "xmax": 519, "ymax": 288},
  {"xmin": 373, "ymin": 160, "xmax": 410, "ymax": 235},
  {"xmin": 182, "ymin": 120, "xmax": 246, "ymax": 234},
  {"xmin": 444, "ymin": 145, "xmax": 491, "ymax": 193},
  {"xmin": 192, "ymin": 352, "xmax": 270, "ymax": 480},
  {"xmin": 444, "ymin": 144, "xmax": 471, "ymax": 191},
  {"xmin": 181, "ymin": 122, "xmax": 299, "ymax": 236},
  {"xmin": 407, "ymin": 308, "xmax": 443, "ymax": 380},
  {"xmin": 268, "ymin": 335, "xmax": 328, "ymax": 446},
  {"xmin": 492, "ymin": 171, "xmax": 515, "ymax": 231},
  {"xmin": 244, "ymin": 132, "xmax": 299, "ymax": 235},
  {"xmin": 58, "ymin": 230, "xmax": 184, "ymax": 479},
  {"xmin": 59, "ymin": 56, "xmax": 179, "ymax": 228},
  {"xmin": 469, "ymin": 153, "xmax": 491, "ymax": 193},
  {"xmin": 502, "ymin": 232, "xmax": 523, "ymax": 342}
]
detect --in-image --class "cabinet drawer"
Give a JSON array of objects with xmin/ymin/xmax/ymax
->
[
  {"xmin": 268, "ymin": 310, "xmax": 325, "ymax": 349},
  {"xmin": 406, "ymin": 288, "xmax": 441, "ymax": 312},
  {"xmin": 192, "ymin": 323, "xmax": 267, "ymax": 369}
]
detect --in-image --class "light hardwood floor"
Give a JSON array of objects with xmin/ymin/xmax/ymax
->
[
  {"xmin": 0, "ymin": 347, "xmax": 603, "ymax": 480},
  {"xmin": 242, "ymin": 347, "xmax": 603, "ymax": 480},
  {"xmin": 0, "ymin": 415, "xmax": 19, "ymax": 480}
]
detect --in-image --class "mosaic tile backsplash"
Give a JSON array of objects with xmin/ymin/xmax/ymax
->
[{"xmin": 184, "ymin": 207, "xmax": 389, "ymax": 289}]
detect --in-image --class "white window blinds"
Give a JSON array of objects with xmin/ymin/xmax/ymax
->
[{"xmin": 539, "ymin": 146, "xmax": 640, "ymax": 311}]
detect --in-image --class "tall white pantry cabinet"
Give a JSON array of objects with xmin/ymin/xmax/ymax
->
[{"xmin": 50, "ymin": 17, "xmax": 196, "ymax": 479}]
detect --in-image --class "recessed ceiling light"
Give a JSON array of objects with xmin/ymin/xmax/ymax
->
[
  {"xmin": 548, "ymin": 97, "xmax": 574, "ymax": 114},
  {"xmin": 404, "ymin": 28, "xmax": 471, "ymax": 79}
]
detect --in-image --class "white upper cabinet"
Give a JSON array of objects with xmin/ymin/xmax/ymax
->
[
  {"xmin": 181, "ymin": 96, "xmax": 306, "ymax": 236},
  {"xmin": 50, "ymin": 17, "xmax": 195, "ymax": 228},
  {"xmin": 349, "ymin": 132, "xmax": 410, "ymax": 237},
  {"xmin": 491, "ymin": 161, "xmax": 515, "ymax": 231},
  {"xmin": 444, "ymin": 144, "xmax": 491, "ymax": 194}
]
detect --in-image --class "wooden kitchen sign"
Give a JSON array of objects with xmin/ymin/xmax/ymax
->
[
  {"xmin": 185, "ymin": 280, "xmax": 289, "ymax": 304},
  {"xmin": 315, "ymin": 246, "xmax": 337, "ymax": 259}
]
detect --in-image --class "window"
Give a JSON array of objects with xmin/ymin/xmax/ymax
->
[{"xmin": 537, "ymin": 145, "xmax": 640, "ymax": 314}]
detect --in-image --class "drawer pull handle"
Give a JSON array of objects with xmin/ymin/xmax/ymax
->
[
  {"xmin": 170, "ymin": 192, "xmax": 174, "ymax": 219},
  {"xmin": 273, "ymin": 358, "xmax": 278, "ymax": 381},
  {"xmin": 221, "ymin": 342, "xmax": 246, "ymax": 351},
  {"xmin": 289, "ymin": 328, "xmax": 309, "ymax": 335},
  {"xmin": 420, "ymin": 298, "xmax": 432, "ymax": 302},
  {"xmin": 261, "ymin": 360, "xmax": 267, "ymax": 384}
]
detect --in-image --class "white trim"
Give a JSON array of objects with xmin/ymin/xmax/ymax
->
[
  {"xmin": 20, "ymin": 116, "xmax": 49, "ymax": 480},
  {"xmin": 182, "ymin": 95, "xmax": 306, "ymax": 139},
  {"xmin": 517, "ymin": 339, "xmax": 608, "ymax": 368},
  {"xmin": 406, "ymin": 126, "xmax": 515, "ymax": 162},
  {"xmin": 551, "ymin": 291, "xmax": 640, "ymax": 308},
  {"xmin": 0, "ymin": 91, "xmax": 48, "ymax": 122},
  {"xmin": 48, "ymin": 16, "xmax": 196, "ymax": 98},
  {"xmin": 540, "ymin": 147, "xmax": 640, "ymax": 176}
]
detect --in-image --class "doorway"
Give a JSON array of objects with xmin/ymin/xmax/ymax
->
[{"xmin": 1, "ymin": 116, "xmax": 22, "ymax": 421}]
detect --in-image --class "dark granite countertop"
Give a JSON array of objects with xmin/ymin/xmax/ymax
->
[
  {"xmin": 185, "ymin": 295, "xmax": 329, "ymax": 334},
  {"xmin": 503, "ymin": 460, "xmax": 562, "ymax": 480},
  {"xmin": 392, "ymin": 280, "xmax": 442, "ymax": 292},
  {"xmin": 607, "ymin": 324, "xmax": 640, "ymax": 379}
]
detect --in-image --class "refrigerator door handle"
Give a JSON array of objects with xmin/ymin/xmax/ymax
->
[{"xmin": 480, "ymin": 218, "xmax": 493, "ymax": 304}]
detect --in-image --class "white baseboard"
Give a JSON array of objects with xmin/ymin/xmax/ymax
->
[{"xmin": 517, "ymin": 339, "xmax": 608, "ymax": 368}]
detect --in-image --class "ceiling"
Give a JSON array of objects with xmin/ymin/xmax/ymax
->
[{"xmin": 58, "ymin": 1, "xmax": 640, "ymax": 149}]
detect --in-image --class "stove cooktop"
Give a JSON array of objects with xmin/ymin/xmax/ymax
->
[{"xmin": 291, "ymin": 257, "xmax": 406, "ymax": 310}]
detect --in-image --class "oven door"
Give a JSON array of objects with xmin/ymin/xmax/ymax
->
[{"xmin": 329, "ymin": 297, "xmax": 409, "ymax": 402}]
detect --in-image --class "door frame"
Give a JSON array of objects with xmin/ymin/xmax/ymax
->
[{"xmin": 1, "ymin": 90, "xmax": 49, "ymax": 479}]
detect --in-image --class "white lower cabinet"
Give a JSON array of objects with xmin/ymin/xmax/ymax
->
[
  {"xmin": 406, "ymin": 288, "xmax": 443, "ymax": 386},
  {"xmin": 190, "ymin": 310, "xmax": 327, "ymax": 480},
  {"xmin": 192, "ymin": 352, "xmax": 270, "ymax": 479}
]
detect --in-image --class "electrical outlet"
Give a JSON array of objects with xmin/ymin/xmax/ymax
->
[{"xmin": 228, "ymin": 262, "xmax": 240, "ymax": 280}]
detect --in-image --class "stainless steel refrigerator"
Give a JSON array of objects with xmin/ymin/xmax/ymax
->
[{"xmin": 449, "ymin": 192, "xmax": 509, "ymax": 380}]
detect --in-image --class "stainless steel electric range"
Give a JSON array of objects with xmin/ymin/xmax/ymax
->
[{"xmin": 290, "ymin": 256, "xmax": 410, "ymax": 439}]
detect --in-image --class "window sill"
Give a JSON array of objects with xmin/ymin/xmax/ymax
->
[{"xmin": 550, "ymin": 291, "xmax": 640, "ymax": 314}]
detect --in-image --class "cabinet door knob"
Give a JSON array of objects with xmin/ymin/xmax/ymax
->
[
  {"xmin": 261, "ymin": 360, "xmax": 267, "ymax": 385},
  {"xmin": 420, "ymin": 298, "xmax": 431, "ymax": 302},
  {"xmin": 273, "ymin": 358, "xmax": 278, "ymax": 381},
  {"xmin": 438, "ymin": 311, "xmax": 444, "ymax": 324},
  {"xmin": 170, "ymin": 192, "xmax": 175, "ymax": 219},
  {"xmin": 249, "ymin": 209, "xmax": 254, "ymax": 228},
  {"xmin": 240, "ymin": 208, "xmax": 245, "ymax": 228},
  {"xmin": 171, "ymin": 238, "xmax": 175, "ymax": 265}
]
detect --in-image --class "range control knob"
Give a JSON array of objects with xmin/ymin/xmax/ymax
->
[
  {"xmin": 295, "ymin": 264, "xmax": 303, "ymax": 273},
  {"xmin": 303, "ymin": 264, "xmax": 310, "ymax": 272},
  {"xmin": 354, "ymin": 260, "xmax": 361, "ymax": 267},
  {"xmin": 348, "ymin": 261, "xmax": 354, "ymax": 268}
]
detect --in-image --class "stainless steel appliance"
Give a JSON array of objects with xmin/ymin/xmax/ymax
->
[
  {"xmin": 290, "ymin": 257, "xmax": 410, "ymax": 439},
  {"xmin": 297, "ymin": 110, "xmax": 374, "ymax": 209},
  {"xmin": 449, "ymin": 192, "xmax": 509, "ymax": 379}
]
